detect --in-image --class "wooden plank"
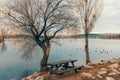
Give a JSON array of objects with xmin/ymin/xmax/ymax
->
[
  {"xmin": 56, "ymin": 66, "xmax": 81, "ymax": 75},
  {"xmin": 47, "ymin": 59, "xmax": 77, "ymax": 66}
]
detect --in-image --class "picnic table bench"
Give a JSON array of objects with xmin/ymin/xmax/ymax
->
[
  {"xmin": 56, "ymin": 66, "xmax": 81, "ymax": 75},
  {"xmin": 47, "ymin": 59, "xmax": 81, "ymax": 75}
]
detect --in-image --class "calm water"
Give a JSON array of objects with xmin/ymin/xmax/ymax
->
[{"xmin": 0, "ymin": 38, "xmax": 120, "ymax": 80}]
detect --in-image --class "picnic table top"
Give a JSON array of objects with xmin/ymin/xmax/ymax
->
[{"xmin": 47, "ymin": 59, "xmax": 77, "ymax": 66}]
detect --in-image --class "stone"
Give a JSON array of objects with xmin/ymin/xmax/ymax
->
[
  {"xmin": 81, "ymin": 72, "xmax": 95, "ymax": 79},
  {"xmin": 106, "ymin": 77, "xmax": 115, "ymax": 80},
  {"xmin": 98, "ymin": 71, "xmax": 107, "ymax": 75},
  {"xmin": 26, "ymin": 76, "xmax": 32, "ymax": 80},
  {"xmin": 29, "ymin": 78, "xmax": 34, "ymax": 80},
  {"xmin": 112, "ymin": 69, "xmax": 120, "ymax": 74},
  {"xmin": 35, "ymin": 76, "xmax": 45, "ymax": 80},
  {"xmin": 97, "ymin": 74, "xmax": 103, "ymax": 79},
  {"xmin": 98, "ymin": 62, "xmax": 104, "ymax": 65},
  {"xmin": 118, "ymin": 68, "xmax": 120, "ymax": 71},
  {"xmin": 83, "ymin": 65, "xmax": 94, "ymax": 69},
  {"xmin": 88, "ymin": 61, "xmax": 99, "ymax": 66},
  {"xmin": 101, "ymin": 68, "xmax": 108, "ymax": 71},
  {"xmin": 21, "ymin": 78, "xmax": 27, "ymax": 80},
  {"xmin": 109, "ymin": 63, "xmax": 119, "ymax": 69},
  {"xmin": 109, "ymin": 58, "xmax": 119, "ymax": 63},
  {"xmin": 108, "ymin": 72, "xmax": 116, "ymax": 76},
  {"xmin": 76, "ymin": 78, "xmax": 82, "ymax": 80},
  {"xmin": 101, "ymin": 60, "xmax": 108, "ymax": 63},
  {"xmin": 31, "ymin": 72, "xmax": 42, "ymax": 78}
]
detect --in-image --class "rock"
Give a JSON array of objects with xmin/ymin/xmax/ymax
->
[
  {"xmin": 109, "ymin": 58, "xmax": 119, "ymax": 63},
  {"xmin": 76, "ymin": 78, "xmax": 82, "ymax": 80},
  {"xmin": 108, "ymin": 72, "xmax": 116, "ymax": 76},
  {"xmin": 112, "ymin": 69, "xmax": 120, "ymax": 74},
  {"xmin": 97, "ymin": 74, "xmax": 103, "ymax": 79},
  {"xmin": 83, "ymin": 65, "xmax": 94, "ymax": 69},
  {"xmin": 98, "ymin": 62, "xmax": 105, "ymax": 65},
  {"xmin": 29, "ymin": 78, "xmax": 34, "ymax": 80},
  {"xmin": 118, "ymin": 68, "xmax": 120, "ymax": 71},
  {"xmin": 31, "ymin": 72, "xmax": 43, "ymax": 78},
  {"xmin": 101, "ymin": 68, "xmax": 108, "ymax": 71},
  {"xmin": 101, "ymin": 60, "xmax": 108, "ymax": 63},
  {"xmin": 81, "ymin": 72, "xmax": 95, "ymax": 79},
  {"xmin": 21, "ymin": 78, "xmax": 27, "ymax": 80},
  {"xmin": 35, "ymin": 76, "xmax": 45, "ymax": 80},
  {"xmin": 98, "ymin": 71, "xmax": 107, "ymax": 75},
  {"xmin": 109, "ymin": 63, "xmax": 119, "ymax": 69},
  {"xmin": 88, "ymin": 61, "xmax": 99, "ymax": 66},
  {"xmin": 106, "ymin": 77, "xmax": 115, "ymax": 80},
  {"xmin": 101, "ymin": 60, "xmax": 105, "ymax": 62},
  {"xmin": 26, "ymin": 76, "xmax": 32, "ymax": 80},
  {"xmin": 119, "ymin": 68, "xmax": 120, "ymax": 71}
]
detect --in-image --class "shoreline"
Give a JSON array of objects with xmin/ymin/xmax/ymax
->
[{"xmin": 21, "ymin": 57, "xmax": 120, "ymax": 80}]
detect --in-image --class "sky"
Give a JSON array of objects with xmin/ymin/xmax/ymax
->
[
  {"xmin": 0, "ymin": 0, "xmax": 120, "ymax": 34},
  {"xmin": 92, "ymin": 0, "xmax": 120, "ymax": 33}
]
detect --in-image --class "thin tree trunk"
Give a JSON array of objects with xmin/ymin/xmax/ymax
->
[
  {"xmin": 36, "ymin": 38, "xmax": 51, "ymax": 71},
  {"xmin": 85, "ymin": 31, "xmax": 90, "ymax": 64},
  {"xmin": 85, "ymin": 0, "xmax": 90, "ymax": 64}
]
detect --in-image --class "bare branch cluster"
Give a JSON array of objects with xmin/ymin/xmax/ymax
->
[
  {"xmin": 8, "ymin": 0, "xmax": 76, "ymax": 41},
  {"xmin": 75, "ymin": 0, "xmax": 103, "ymax": 32}
]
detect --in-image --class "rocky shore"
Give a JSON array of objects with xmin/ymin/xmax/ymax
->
[{"xmin": 21, "ymin": 58, "xmax": 120, "ymax": 80}]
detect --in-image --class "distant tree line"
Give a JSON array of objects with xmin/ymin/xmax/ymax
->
[{"xmin": 101, "ymin": 34, "xmax": 120, "ymax": 39}]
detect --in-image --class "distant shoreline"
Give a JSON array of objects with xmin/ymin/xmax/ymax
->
[{"xmin": 0, "ymin": 33, "xmax": 120, "ymax": 39}]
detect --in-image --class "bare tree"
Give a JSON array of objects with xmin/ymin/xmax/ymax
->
[
  {"xmin": 0, "ymin": 5, "xmax": 12, "ymax": 39},
  {"xmin": 7, "ymin": 0, "xmax": 76, "ymax": 70},
  {"xmin": 0, "ymin": 6, "xmax": 10, "ymax": 52},
  {"xmin": 0, "ymin": 28, "xmax": 6, "ymax": 41},
  {"xmin": 0, "ymin": 28, "xmax": 7, "ymax": 52},
  {"xmin": 75, "ymin": 0, "xmax": 103, "ymax": 64}
]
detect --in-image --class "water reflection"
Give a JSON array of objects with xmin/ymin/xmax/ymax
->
[
  {"xmin": 0, "ymin": 38, "xmax": 7, "ymax": 52},
  {"xmin": 12, "ymin": 38, "xmax": 40, "ymax": 61},
  {"xmin": 0, "ymin": 37, "xmax": 38, "ymax": 61},
  {"xmin": 0, "ymin": 38, "xmax": 3, "ymax": 43}
]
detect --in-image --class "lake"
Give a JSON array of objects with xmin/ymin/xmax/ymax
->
[{"xmin": 0, "ymin": 38, "xmax": 120, "ymax": 80}]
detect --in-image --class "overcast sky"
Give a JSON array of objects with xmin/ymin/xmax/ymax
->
[
  {"xmin": 92, "ymin": 0, "xmax": 120, "ymax": 33},
  {"xmin": 0, "ymin": 0, "xmax": 120, "ymax": 33}
]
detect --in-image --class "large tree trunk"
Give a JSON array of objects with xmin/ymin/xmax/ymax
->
[
  {"xmin": 85, "ymin": 30, "xmax": 90, "ymax": 64},
  {"xmin": 40, "ymin": 41, "xmax": 50, "ymax": 71},
  {"xmin": 40, "ymin": 46, "xmax": 50, "ymax": 71},
  {"xmin": 36, "ymin": 38, "xmax": 51, "ymax": 71}
]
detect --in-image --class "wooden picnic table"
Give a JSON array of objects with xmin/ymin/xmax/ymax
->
[
  {"xmin": 47, "ymin": 59, "xmax": 77, "ymax": 72},
  {"xmin": 47, "ymin": 59, "xmax": 81, "ymax": 75}
]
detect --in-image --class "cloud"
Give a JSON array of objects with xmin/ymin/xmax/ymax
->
[
  {"xmin": 92, "ymin": 0, "xmax": 120, "ymax": 33},
  {"xmin": 103, "ymin": 0, "xmax": 119, "ymax": 17},
  {"xmin": 104, "ymin": 0, "xmax": 114, "ymax": 5}
]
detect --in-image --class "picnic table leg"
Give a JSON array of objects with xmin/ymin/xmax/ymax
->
[
  {"xmin": 50, "ymin": 65, "xmax": 54, "ymax": 69},
  {"xmin": 50, "ymin": 65, "xmax": 57, "ymax": 74},
  {"xmin": 74, "ymin": 69, "xmax": 78, "ymax": 73},
  {"xmin": 71, "ymin": 61, "xmax": 75, "ymax": 67},
  {"xmin": 55, "ymin": 65, "xmax": 59, "ymax": 69},
  {"xmin": 63, "ymin": 62, "xmax": 69, "ymax": 69},
  {"xmin": 49, "ymin": 65, "xmax": 53, "ymax": 74}
]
